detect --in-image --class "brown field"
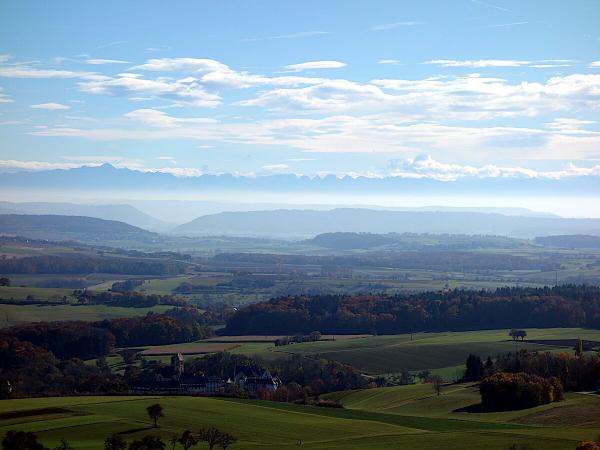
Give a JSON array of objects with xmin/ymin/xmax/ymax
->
[
  {"xmin": 204, "ymin": 334, "xmax": 372, "ymax": 343},
  {"xmin": 141, "ymin": 342, "xmax": 239, "ymax": 355}
]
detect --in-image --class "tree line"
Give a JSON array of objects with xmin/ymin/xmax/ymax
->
[
  {"xmin": 225, "ymin": 285, "xmax": 600, "ymax": 335},
  {"xmin": 1, "ymin": 312, "xmax": 213, "ymax": 360},
  {"xmin": 0, "ymin": 254, "xmax": 186, "ymax": 275}
]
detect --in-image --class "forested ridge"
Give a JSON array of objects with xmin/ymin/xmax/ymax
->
[
  {"xmin": 224, "ymin": 285, "xmax": 600, "ymax": 335},
  {"xmin": 213, "ymin": 251, "xmax": 559, "ymax": 272},
  {"xmin": 0, "ymin": 254, "xmax": 186, "ymax": 275}
]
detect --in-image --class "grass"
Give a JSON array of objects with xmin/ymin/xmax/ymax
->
[
  {"xmin": 267, "ymin": 328, "xmax": 600, "ymax": 375},
  {"xmin": 0, "ymin": 286, "xmax": 74, "ymax": 301},
  {"xmin": 0, "ymin": 304, "xmax": 172, "ymax": 328},
  {"xmin": 0, "ymin": 393, "xmax": 597, "ymax": 449}
]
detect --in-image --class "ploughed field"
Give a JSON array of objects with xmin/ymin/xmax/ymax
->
[{"xmin": 1, "ymin": 387, "xmax": 599, "ymax": 449}]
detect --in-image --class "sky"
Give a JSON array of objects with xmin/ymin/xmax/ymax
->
[{"xmin": 0, "ymin": 0, "xmax": 599, "ymax": 181}]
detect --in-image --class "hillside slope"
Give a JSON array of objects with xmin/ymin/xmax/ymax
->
[{"xmin": 174, "ymin": 208, "xmax": 600, "ymax": 238}]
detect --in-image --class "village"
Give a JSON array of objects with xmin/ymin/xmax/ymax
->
[{"xmin": 130, "ymin": 353, "xmax": 281, "ymax": 395}]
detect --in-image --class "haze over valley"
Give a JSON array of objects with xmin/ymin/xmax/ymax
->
[{"xmin": 1, "ymin": 1, "xmax": 600, "ymax": 449}]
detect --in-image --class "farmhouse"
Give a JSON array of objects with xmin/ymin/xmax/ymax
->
[{"xmin": 233, "ymin": 365, "xmax": 280, "ymax": 392}]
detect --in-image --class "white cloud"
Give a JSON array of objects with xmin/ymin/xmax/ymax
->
[
  {"xmin": 0, "ymin": 55, "xmax": 9, "ymax": 63},
  {"xmin": 86, "ymin": 59, "xmax": 129, "ymax": 65},
  {"xmin": 284, "ymin": 61, "xmax": 347, "ymax": 72},
  {"xmin": 387, "ymin": 154, "xmax": 600, "ymax": 181},
  {"xmin": 0, "ymin": 87, "xmax": 13, "ymax": 103},
  {"xmin": 426, "ymin": 59, "xmax": 531, "ymax": 68},
  {"xmin": 261, "ymin": 164, "xmax": 290, "ymax": 172},
  {"xmin": 79, "ymin": 73, "xmax": 221, "ymax": 107},
  {"xmin": 124, "ymin": 109, "xmax": 217, "ymax": 127},
  {"xmin": 0, "ymin": 65, "xmax": 94, "ymax": 79},
  {"xmin": 370, "ymin": 21, "xmax": 423, "ymax": 31},
  {"xmin": 590, "ymin": 61, "xmax": 600, "ymax": 68},
  {"xmin": 426, "ymin": 59, "xmax": 575, "ymax": 69},
  {"xmin": 130, "ymin": 57, "xmax": 326, "ymax": 89},
  {"xmin": 377, "ymin": 59, "xmax": 401, "ymax": 65},
  {"xmin": 0, "ymin": 159, "xmax": 90, "ymax": 172},
  {"xmin": 30, "ymin": 102, "xmax": 70, "ymax": 110}
]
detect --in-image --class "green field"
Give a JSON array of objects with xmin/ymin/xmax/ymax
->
[
  {"xmin": 0, "ymin": 304, "xmax": 173, "ymax": 328},
  {"xmin": 266, "ymin": 328, "xmax": 600, "ymax": 375},
  {"xmin": 1, "ymin": 390, "xmax": 598, "ymax": 449}
]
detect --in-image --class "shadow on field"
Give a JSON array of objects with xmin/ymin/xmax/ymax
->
[{"xmin": 117, "ymin": 426, "xmax": 155, "ymax": 435}]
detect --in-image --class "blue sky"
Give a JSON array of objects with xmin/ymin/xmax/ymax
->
[{"xmin": 0, "ymin": 0, "xmax": 599, "ymax": 180}]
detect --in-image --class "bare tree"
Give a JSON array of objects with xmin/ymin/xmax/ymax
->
[
  {"xmin": 178, "ymin": 430, "xmax": 198, "ymax": 450},
  {"xmin": 198, "ymin": 427, "xmax": 221, "ymax": 450}
]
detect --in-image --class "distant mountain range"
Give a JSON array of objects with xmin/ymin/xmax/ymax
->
[
  {"xmin": 173, "ymin": 208, "xmax": 600, "ymax": 239},
  {"xmin": 1, "ymin": 164, "xmax": 599, "ymax": 197},
  {"xmin": 0, "ymin": 201, "xmax": 168, "ymax": 231},
  {"xmin": 0, "ymin": 214, "xmax": 157, "ymax": 243}
]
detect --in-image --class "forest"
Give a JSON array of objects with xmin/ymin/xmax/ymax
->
[{"xmin": 224, "ymin": 285, "xmax": 600, "ymax": 335}]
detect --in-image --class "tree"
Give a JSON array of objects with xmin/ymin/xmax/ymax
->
[
  {"xmin": 198, "ymin": 427, "xmax": 221, "ymax": 450},
  {"xmin": 105, "ymin": 434, "xmax": 127, "ymax": 450},
  {"xmin": 217, "ymin": 433, "xmax": 237, "ymax": 450},
  {"xmin": 0, "ymin": 277, "xmax": 10, "ymax": 287},
  {"xmin": 53, "ymin": 440, "xmax": 72, "ymax": 450},
  {"xmin": 464, "ymin": 354, "xmax": 484, "ymax": 381},
  {"xmin": 309, "ymin": 331, "xmax": 322, "ymax": 342},
  {"xmin": 575, "ymin": 441, "xmax": 600, "ymax": 450},
  {"xmin": 146, "ymin": 403, "xmax": 164, "ymax": 428},
  {"xmin": 509, "ymin": 329, "xmax": 527, "ymax": 341},
  {"xmin": 178, "ymin": 431, "xmax": 198, "ymax": 450},
  {"xmin": 168, "ymin": 436, "xmax": 178, "ymax": 450},
  {"xmin": 428, "ymin": 375, "xmax": 443, "ymax": 396},
  {"xmin": 2, "ymin": 430, "xmax": 47, "ymax": 450},
  {"xmin": 128, "ymin": 435, "xmax": 165, "ymax": 450},
  {"xmin": 575, "ymin": 337, "xmax": 584, "ymax": 357}
]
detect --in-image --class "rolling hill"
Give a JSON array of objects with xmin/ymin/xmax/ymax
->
[
  {"xmin": 0, "ymin": 214, "xmax": 158, "ymax": 244},
  {"xmin": 0, "ymin": 201, "xmax": 169, "ymax": 231},
  {"xmin": 173, "ymin": 208, "xmax": 600, "ymax": 238}
]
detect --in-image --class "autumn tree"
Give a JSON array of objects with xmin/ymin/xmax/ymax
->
[{"xmin": 575, "ymin": 441, "xmax": 600, "ymax": 450}]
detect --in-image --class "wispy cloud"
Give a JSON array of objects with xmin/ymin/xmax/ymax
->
[
  {"xmin": 470, "ymin": 0, "xmax": 511, "ymax": 13},
  {"xmin": 86, "ymin": 59, "xmax": 129, "ymax": 65},
  {"xmin": 243, "ymin": 31, "xmax": 330, "ymax": 42},
  {"xmin": 284, "ymin": 61, "xmax": 347, "ymax": 72},
  {"xmin": 0, "ymin": 87, "xmax": 13, "ymax": 103},
  {"xmin": 30, "ymin": 102, "xmax": 70, "ymax": 110},
  {"xmin": 425, "ymin": 59, "xmax": 575, "ymax": 68},
  {"xmin": 97, "ymin": 40, "xmax": 128, "ymax": 49},
  {"xmin": 377, "ymin": 59, "xmax": 401, "ymax": 65},
  {"xmin": 486, "ymin": 21, "xmax": 529, "ymax": 28},
  {"xmin": 370, "ymin": 21, "xmax": 424, "ymax": 31},
  {"xmin": 426, "ymin": 59, "xmax": 530, "ymax": 68},
  {"xmin": 590, "ymin": 61, "xmax": 600, "ymax": 68},
  {"xmin": 0, "ymin": 65, "xmax": 94, "ymax": 79}
]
